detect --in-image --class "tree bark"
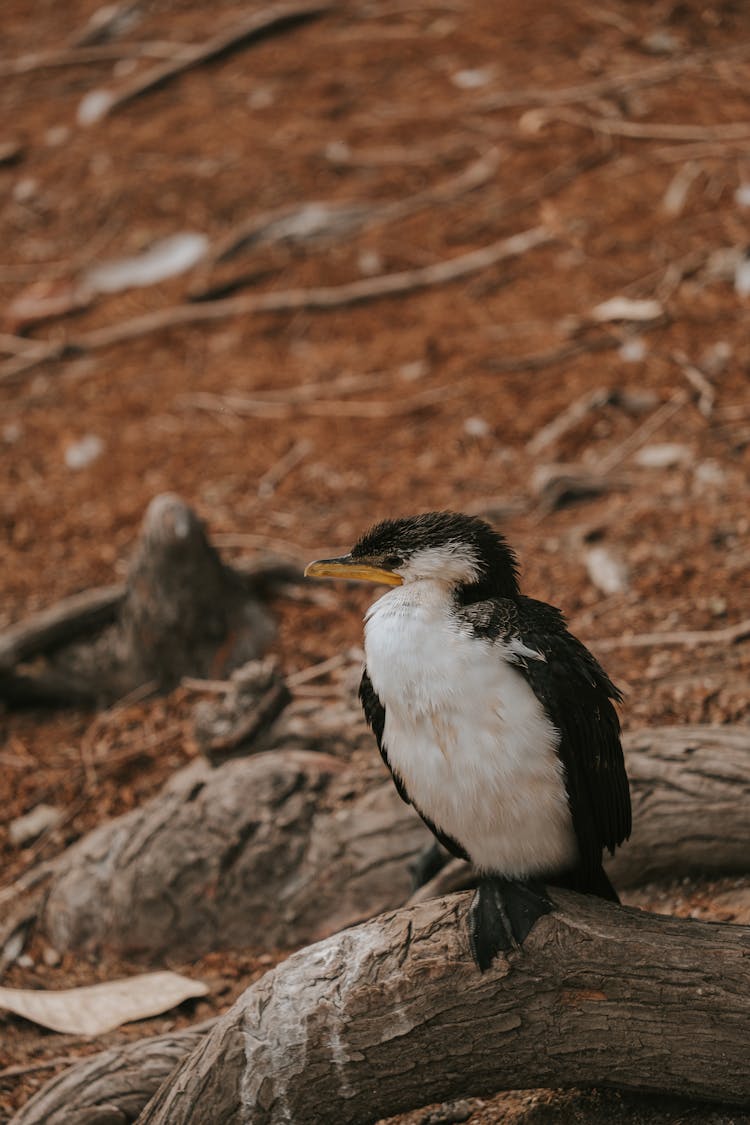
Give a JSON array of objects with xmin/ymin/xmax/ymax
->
[
  {"xmin": 11, "ymin": 1021, "xmax": 214, "ymax": 1125},
  {"xmin": 135, "ymin": 890, "xmax": 750, "ymax": 1124}
]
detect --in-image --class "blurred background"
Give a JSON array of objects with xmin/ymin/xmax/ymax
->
[{"xmin": 1, "ymin": 0, "xmax": 750, "ymax": 1118}]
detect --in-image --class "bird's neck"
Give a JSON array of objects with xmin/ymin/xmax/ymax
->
[{"xmin": 365, "ymin": 578, "xmax": 457, "ymax": 623}]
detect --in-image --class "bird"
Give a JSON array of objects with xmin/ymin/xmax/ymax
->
[{"xmin": 304, "ymin": 511, "xmax": 631, "ymax": 970}]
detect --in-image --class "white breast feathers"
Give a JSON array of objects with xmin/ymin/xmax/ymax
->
[{"xmin": 364, "ymin": 581, "xmax": 578, "ymax": 878}]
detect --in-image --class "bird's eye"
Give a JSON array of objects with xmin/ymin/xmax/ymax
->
[{"xmin": 382, "ymin": 555, "xmax": 402, "ymax": 569}]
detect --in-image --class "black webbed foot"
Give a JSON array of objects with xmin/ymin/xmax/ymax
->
[
  {"xmin": 468, "ymin": 876, "xmax": 553, "ymax": 971},
  {"xmin": 409, "ymin": 840, "xmax": 450, "ymax": 890}
]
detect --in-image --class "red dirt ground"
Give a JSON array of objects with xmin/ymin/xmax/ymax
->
[{"xmin": 1, "ymin": 0, "xmax": 749, "ymax": 1119}]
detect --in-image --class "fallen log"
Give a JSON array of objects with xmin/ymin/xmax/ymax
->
[
  {"xmin": 11, "ymin": 1020, "xmax": 214, "ymax": 1125},
  {"xmin": 136, "ymin": 890, "xmax": 750, "ymax": 1123},
  {"xmin": 38, "ymin": 749, "xmax": 429, "ymax": 959},
  {"xmin": 12, "ymin": 724, "xmax": 749, "ymax": 961}
]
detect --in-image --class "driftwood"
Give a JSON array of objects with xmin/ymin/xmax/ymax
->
[
  {"xmin": 0, "ymin": 494, "xmax": 274, "ymax": 706},
  {"xmin": 136, "ymin": 890, "xmax": 750, "ymax": 1123},
  {"xmin": 11, "ymin": 1020, "xmax": 214, "ymax": 1125},
  {"xmin": 14, "ymin": 724, "xmax": 750, "ymax": 962}
]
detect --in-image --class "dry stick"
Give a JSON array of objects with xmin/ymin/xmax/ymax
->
[
  {"xmin": 257, "ymin": 439, "xmax": 312, "ymax": 498},
  {"xmin": 484, "ymin": 334, "xmax": 620, "ymax": 374},
  {"xmin": 0, "ymin": 227, "xmax": 552, "ymax": 383},
  {"xmin": 671, "ymin": 350, "xmax": 715, "ymax": 417},
  {"xmin": 84, "ymin": 0, "xmax": 332, "ymax": 121},
  {"xmin": 0, "ymin": 332, "xmax": 45, "ymax": 356},
  {"xmin": 478, "ymin": 42, "xmax": 750, "ymax": 111},
  {"xmin": 0, "ymin": 1056, "xmax": 82, "ymax": 1080},
  {"xmin": 182, "ymin": 382, "xmax": 461, "ymax": 419},
  {"xmin": 593, "ymin": 391, "xmax": 689, "ymax": 475},
  {"xmin": 540, "ymin": 108, "xmax": 750, "ymax": 144},
  {"xmin": 526, "ymin": 386, "xmax": 615, "ymax": 455},
  {"xmin": 0, "ymin": 41, "xmax": 192, "ymax": 78},
  {"xmin": 208, "ymin": 147, "xmax": 501, "ymax": 265},
  {"xmin": 592, "ymin": 617, "xmax": 750, "ymax": 653}
]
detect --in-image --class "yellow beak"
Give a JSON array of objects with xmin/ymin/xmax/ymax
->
[{"xmin": 304, "ymin": 556, "xmax": 403, "ymax": 586}]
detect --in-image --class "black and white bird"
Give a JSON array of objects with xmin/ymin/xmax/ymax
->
[{"xmin": 305, "ymin": 511, "xmax": 631, "ymax": 970}]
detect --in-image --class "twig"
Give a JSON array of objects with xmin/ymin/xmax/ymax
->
[
  {"xmin": 594, "ymin": 391, "xmax": 689, "ymax": 475},
  {"xmin": 0, "ymin": 227, "xmax": 552, "ymax": 384},
  {"xmin": 286, "ymin": 651, "xmax": 358, "ymax": 687},
  {"xmin": 81, "ymin": 1, "xmax": 332, "ymax": 122},
  {"xmin": 0, "ymin": 332, "xmax": 45, "ymax": 356},
  {"xmin": 671, "ymin": 351, "xmax": 716, "ymax": 417},
  {"xmin": 536, "ymin": 108, "xmax": 750, "ymax": 144},
  {"xmin": 208, "ymin": 147, "xmax": 501, "ymax": 265},
  {"xmin": 181, "ymin": 382, "xmax": 460, "ymax": 419},
  {"xmin": 592, "ymin": 618, "xmax": 750, "ymax": 653},
  {"xmin": 478, "ymin": 43, "xmax": 750, "ymax": 111},
  {"xmin": 181, "ymin": 676, "xmax": 232, "ymax": 694},
  {"xmin": 0, "ymin": 41, "xmax": 192, "ymax": 78},
  {"xmin": 526, "ymin": 387, "xmax": 615, "ymax": 455},
  {"xmin": 483, "ymin": 334, "xmax": 620, "ymax": 373},
  {"xmin": 257, "ymin": 439, "xmax": 312, "ymax": 498},
  {"xmin": 0, "ymin": 1056, "xmax": 82, "ymax": 1079}
]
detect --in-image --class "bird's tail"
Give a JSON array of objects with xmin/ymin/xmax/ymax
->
[{"xmin": 553, "ymin": 863, "xmax": 620, "ymax": 903}]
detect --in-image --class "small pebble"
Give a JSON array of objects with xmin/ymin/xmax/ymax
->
[
  {"xmin": 618, "ymin": 337, "xmax": 646, "ymax": 363},
  {"xmin": 77, "ymin": 88, "xmax": 114, "ymax": 126},
  {"xmin": 451, "ymin": 68, "xmax": 492, "ymax": 89},
  {"xmin": 463, "ymin": 416, "xmax": 491, "ymax": 438},
  {"xmin": 65, "ymin": 433, "xmax": 104, "ymax": 470}
]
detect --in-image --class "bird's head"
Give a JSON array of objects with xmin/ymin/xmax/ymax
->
[{"xmin": 304, "ymin": 511, "xmax": 520, "ymax": 602}]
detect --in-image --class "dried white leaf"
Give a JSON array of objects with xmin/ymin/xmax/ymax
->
[
  {"xmin": 84, "ymin": 233, "xmax": 208, "ymax": 294},
  {"xmin": 0, "ymin": 972, "xmax": 208, "ymax": 1036},
  {"xmin": 584, "ymin": 546, "xmax": 629, "ymax": 595},
  {"xmin": 634, "ymin": 442, "xmax": 691, "ymax": 468},
  {"xmin": 591, "ymin": 297, "xmax": 664, "ymax": 322}
]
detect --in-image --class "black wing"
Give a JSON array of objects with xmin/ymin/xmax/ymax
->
[
  {"xmin": 461, "ymin": 596, "xmax": 631, "ymax": 882},
  {"xmin": 359, "ymin": 669, "xmax": 470, "ymax": 861}
]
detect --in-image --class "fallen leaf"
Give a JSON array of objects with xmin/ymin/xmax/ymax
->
[{"xmin": 0, "ymin": 971, "xmax": 209, "ymax": 1036}]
